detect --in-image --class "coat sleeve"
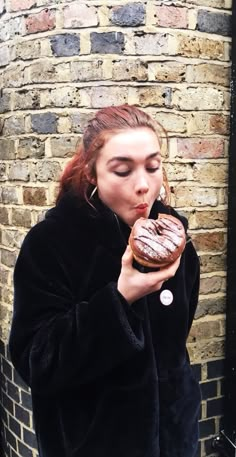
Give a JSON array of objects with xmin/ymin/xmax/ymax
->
[{"xmin": 9, "ymin": 224, "xmax": 145, "ymax": 396}]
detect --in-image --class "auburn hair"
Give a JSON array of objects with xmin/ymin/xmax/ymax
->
[{"xmin": 56, "ymin": 104, "xmax": 170, "ymax": 204}]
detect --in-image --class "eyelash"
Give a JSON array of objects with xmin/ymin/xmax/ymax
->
[
  {"xmin": 147, "ymin": 167, "xmax": 160, "ymax": 173},
  {"xmin": 114, "ymin": 167, "xmax": 160, "ymax": 177}
]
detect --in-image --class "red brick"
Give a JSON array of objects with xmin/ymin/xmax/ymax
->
[
  {"xmin": 191, "ymin": 232, "xmax": 226, "ymax": 252},
  {"xmin": 210, "ymin": 114, "xmax": 230, "ymax": 135},
  {"xmin": 9, "ymin": 0, "xmax": 36, "ymax": 12},
  {"xmin": 25, "ymin": 9, "xmax": 55, "ymax": 34},
  {"xmin": 177, "ymin": 138, "xmax": 224, "ymax": 159},
  {"xmin": 63, "ymin": 3, "xmax": 97, "ymax": 28},
  {"xmin": 154, "ymin": 6, "xmax": 188, "ymax": 28},
  {"xmin": 23, "ymin": 187, "xmax": 47, "ymax": 206}
]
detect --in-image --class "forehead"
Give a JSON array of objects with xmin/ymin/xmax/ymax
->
[{"xmin": 100, "ymin": 127, "xmax": 160, "ymax": 158}]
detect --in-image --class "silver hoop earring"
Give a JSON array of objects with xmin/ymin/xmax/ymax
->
[
  {"xmin": 89, "ymin": 186, "xmax": 97, "ymax": 200},
  {"xmin": 158, "ymin": 185, "xmax": 166, "ymax": 201}
]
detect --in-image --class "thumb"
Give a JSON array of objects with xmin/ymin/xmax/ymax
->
[{"xmin": 121, "ymin": 244, "xmax": 133, "ymax": 266}]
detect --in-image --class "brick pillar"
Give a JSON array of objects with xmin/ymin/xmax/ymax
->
[{"xmin": 0, "ymin": 1, "xmax": 232, "ymax": 456}]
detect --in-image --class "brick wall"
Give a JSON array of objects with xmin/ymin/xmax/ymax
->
[{"xmin": 0, "ymin": 0, "xmax": 232, "ymax": 456}]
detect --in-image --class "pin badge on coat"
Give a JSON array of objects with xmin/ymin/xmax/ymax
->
[{"xmin": 160, "ymin": 289, "xmax": 173, "ymax": 306}]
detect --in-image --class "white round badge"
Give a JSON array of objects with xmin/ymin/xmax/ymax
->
[{"xmin": 160, "ymin": 289, "xmax": 173, "ymax": 306}]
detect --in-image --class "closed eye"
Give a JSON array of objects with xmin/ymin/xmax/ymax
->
[
  {"xmin": 113, "ymin": 170, "xmax": 130, "ymax": 177},
  {"xmin": 146, "ymin": 166, "xmax": 160, "ymax": 173}
]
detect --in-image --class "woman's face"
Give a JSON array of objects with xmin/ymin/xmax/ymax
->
[{"xmin": 95, "ymin": 127, "xmax": 163, "ymax": 227}]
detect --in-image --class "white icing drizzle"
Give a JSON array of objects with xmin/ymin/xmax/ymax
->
[{"xmin": 133, "ymin": 216, "xmax": 185, "ymax": 261}]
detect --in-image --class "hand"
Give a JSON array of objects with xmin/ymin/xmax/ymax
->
[{"xmin": 117, "ymin": 245, "xmax": 181, "ymax": 305}]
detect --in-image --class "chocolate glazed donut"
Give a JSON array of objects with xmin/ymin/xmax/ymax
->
[{"xmin": 129, "ymin": 214, "xmax": 186, "ymax": 268}]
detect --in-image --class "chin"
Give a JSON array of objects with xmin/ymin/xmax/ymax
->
[{"xmin": 130, "ymin": 216, "xmax": 142, "ymax": 226}]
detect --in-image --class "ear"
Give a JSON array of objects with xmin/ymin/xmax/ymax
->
[{"xmin": 84, "ymin": 165, "xmax": 96, "ymax": 185}]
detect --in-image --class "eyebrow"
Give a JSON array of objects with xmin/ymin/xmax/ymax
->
[{"xmin": 107, "ymin": 152, "xmax": 161, "ymax": 164}]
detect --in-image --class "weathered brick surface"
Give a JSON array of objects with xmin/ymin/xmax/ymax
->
[
  {"xmin": 190, "ymin": 0, "xmax": 230, "ymax": 6},
  {"xmin": 173, "ymin": 33, "xmax": 225, "ymax": 59},
  {"xmin": 23, "ymin": 187, "xmax": 47, "ymax": 206},
  {"xmin": 40, "ymin": 87, "xmax": 80, "ymax": 108},
  {"xmin": 12, "ymin": 39, "xmax": 41, "ymax": 61},
  {"xmin": 112, "ymin": 59, "xmax": 148, "ymax": 81},
  {"xmin": 2, "ymin": 229, "xmax": 24, "ymax": 250},
  {"xmin": 136, "ymin": 86, "xmax": 172, "ymax": 108},
  {"xmin": 0, "ymin": 45, "xmax": 10, "ymax": 67},
  {"xmin": 1, "ymin": 249, "xmax": 17, "ymax": 268},
  {"xmin": 0, "ymin": 163, "xmax": 7, "ymax": 181},
  {"xmin": 176, "ymin": 138, "xmax": 225, "ymax": 159},
  {"xmin": 197, "ymin": 10, "xmax": 231, "ymax": 36},
  {"xmin": 173, "ymin": 186, "xmax": 219, "ymax": 208},
  {"xmin": 71, "ymin": 60, "xmax": 103, "ymax": 81},
  {"xmin": 0, "ymin": 186, "xmax": 19, "ymax": 205},
  {"xmin": 81, "ymin": 86, "xmax": 128, "ymax": 108},
  {"xmin": 63, "ymin": 3, "xmax": 98, "ymax": 28},
  {"xmin": 189, "ymin": 317, "xmax": 225, "ymax": 343},
  {"xmin": 13, "ymin": 89, "xmax": 40, "ymax": 110},
  {"xmin": 29, "ymin": 61, "xmax": 71, "ymax": 84},
  {"xmin": 156, "ymin": 112, "xmax": 186, "ymax": 133},
  {"xmin": 0, "ymin": 93, "xmax": 11, "ymax": 114},
  {"xmin": 0, "ymin": 1, "xmax": 232, "ymax": 456},
  {"xmin": 9, "ymin": 0, "xmax": 36, "ymax": 11},
  {"xmin": 191, "ymin": 231, "xmax": 226, "ymax": 252},
  {"xmin": 31, "ymin": 112, "xmax": 57, "ymax": 134},
  {"xmin": 25, "ymin": 9, "xmax": 56, "ymax": 34},
  {"xmin": 0, "ymin": 16, "xmax": 25, "ymax": 43},
  {"xmin": 50, "ymin": 137, "xmax": 78, "ymax": 157},
  {"xmin": 186, "ymin": 63, "xmax": 230, "ymax": 86},
  {"xmin": 11, "ymin": 208, "xmax": 32, "ymax": 228},
  {"xmin": 148, "ymin": 61, "xmax": 186, "ymax": 83},
  {"xmin": 188, "ymin": 209, "xmax": 227, "ymax": 230},
  {"xmin": 3, "ymin": 116, "xmax": 25, "ymax": 136},
  {"xmin": 196, "ymin": 295, "xmax": 226, "ymax": 319},
  {"xmin": 50, "ymin": 34, "xmax": 80, "ymax": 57},
  {"xmin": 91, "ymin": 32, "xmax": 125, "ymax": 54},
  {"xmin": 8, "ymin": 162, "xmax": 31, "ymax": 182},
  {"xmin": 0, "ymin": 139, "xmax": 15, "ymax": 160},
  {"xmin": 17, "ymin": 137, "xmax": 45, "ymax": 159},
  {"xmin": 173, "ymin": 87, "xmax": 228, "ymax": 111},
  {"xmin": 188, "ymin": 339, "xmax": 224, "ymax": 361},
  {"xmin": 154, "ymin": 5, "xmax": 188, "ymax": 29},
  {"xmin": 200, "ymin": 275, "xmax": 226, "ymax": 295},
  {"xmin": 71, "ymin": 112, "xmax": 93, "ymax": 133},
  {"xmin": 111, "ymin": 3, "xmax": 145, "ymax": 27},
  {"xmin": 0, "ymin": 207, "xmax": 9, "ymax": 225},
  {"xmin": 2, "ymin": 64, "xmax": 26, "ymax": 88},
  {"xmin": 132, "ymin": 33, "xmax": 168, "ymax": 55},
  {"xmin": 34, "ymin": 161, "xmax": 62, "ymax": 182},
  {"xmin": 186, "ymin": 112, "xmax": 230, "ymax": 136}
]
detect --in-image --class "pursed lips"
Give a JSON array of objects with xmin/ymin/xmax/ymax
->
[{"xmin": 134, "ymin": 203, "xmax": 148, "ymax": 209}]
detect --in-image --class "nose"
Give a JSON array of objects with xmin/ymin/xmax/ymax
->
[{"xmin": 135, "ymin": 173, "xmax": 149, "ymax": 195}]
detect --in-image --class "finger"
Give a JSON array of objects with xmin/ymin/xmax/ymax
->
[
  {"xmin": 146, "ymin": 256, "xmax": 181, "ymax": 286},
  {"xmin": 161, "ymin": 257, "xmax": 181, "ymax": 279},
  {"xmin": 168, "ymin": 255, "xmax": 181, "ymax": 274}
]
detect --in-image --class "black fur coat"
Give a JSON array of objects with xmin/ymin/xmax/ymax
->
[{"xmin": 9, "ymin": 192, "xmax": 201, "ymax": 457}]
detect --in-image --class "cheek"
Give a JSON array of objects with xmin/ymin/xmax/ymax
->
[
  {"xmin": 97, "ymin": 179, "xmax": 118, "ymax": 201},
  {"xmin": 98, "ymin": 182, "xmax": 126, "ymax": 210},
  {"xmin": 107, "ymin": 184, "xmax": 123, "ymax": 201},
  {"xmin": 150, "ymin": 176, "xmax": 161, "ymax": 192}
]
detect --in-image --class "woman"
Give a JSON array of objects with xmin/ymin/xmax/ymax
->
[{"xmin": 9, "ymin": 105, "xmax": 201, "ymax": 457}]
